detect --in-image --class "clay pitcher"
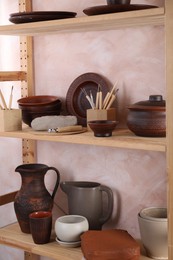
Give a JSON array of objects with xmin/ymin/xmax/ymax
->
[
  {"xmin": 14, "ymin": 163, "xmax": 60, "ymax": 233},
  {"xmin": 60, "ymin": 181, "xmax": 113, "ymax": 230}
]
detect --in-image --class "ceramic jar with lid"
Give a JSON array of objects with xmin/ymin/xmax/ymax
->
[{"xmin": 127, "ymin": 95, "xmax": 166, "ymax": 137}]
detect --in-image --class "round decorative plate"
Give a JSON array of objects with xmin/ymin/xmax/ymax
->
[{"xmin": 66, "ymin": 73, "xmax": 109, "ymax": 126}]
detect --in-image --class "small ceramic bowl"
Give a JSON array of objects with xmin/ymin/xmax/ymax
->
[
  {"xmin": 88, "ymin": 120, "xmax": 118, "ymax": 137},
  {"xmin": 55, "ymin": 215, "xmax": 89, "ymax": 242}
]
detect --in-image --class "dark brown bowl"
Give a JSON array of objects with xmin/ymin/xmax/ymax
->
[
  {"xmin": 88, "ymin": 120, "xmax": 118, "ymax": 137},
  {"xmin": 17, "ymin": 95, "xmax": 62, "ymax": 126},
  {"xmin": 17, "ymin": 95, "xmax": 60, "ymax": 106}
]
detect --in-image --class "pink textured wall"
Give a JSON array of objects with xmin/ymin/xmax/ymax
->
[{"xmin": 0, "ymin": 0, "xmax": 166, "ymax": 259}]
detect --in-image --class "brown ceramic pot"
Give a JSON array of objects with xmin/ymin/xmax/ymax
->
[
  {"xmin": 127, "ymin": 95, "xmax": 166, "ymax": 137},
  {"xmin": 14, "ymin": 163, "xmax": 60, "ymax": 233}
]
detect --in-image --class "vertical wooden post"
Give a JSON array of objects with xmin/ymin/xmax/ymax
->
[
  {"xmin": 19, "ymin": 0, "xmax": 36, "ymax": 164},
  {"xmin": 165, "ymin": 1, "xmax": 173, "ymax": 259}
]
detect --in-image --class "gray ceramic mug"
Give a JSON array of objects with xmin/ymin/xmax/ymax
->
[{"xmin": 107, "ymin": 0, "xmax": 131, "ymax": 4}]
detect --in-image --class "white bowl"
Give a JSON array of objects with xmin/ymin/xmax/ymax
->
[{"xmin": 55, "ymin": 215, "xmax": 89, "ymax": 242}]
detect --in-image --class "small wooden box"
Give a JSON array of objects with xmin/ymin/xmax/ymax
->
[
  {"xmin": 0, "ymin": 109, "xmax": 22, "ymax": 131},
  {"xmin": 87, "ymin": 108, "xmax": 116, "ymax": 130}
]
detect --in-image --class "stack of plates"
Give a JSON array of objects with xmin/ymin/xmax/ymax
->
[{"xmin": 9, "ymin": 11, "xmax": 77, "ymax": 24}]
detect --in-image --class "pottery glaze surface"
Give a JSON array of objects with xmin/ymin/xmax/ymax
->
[
  {"xmin": 138, "ymin": 207, "xmax": 168, "ymax": 259},
  {"xmin": 127, "ymin": 95, "xmax": 166, "ymax": 137},
  {"xmin": 29, "ymin": 211, "xmax": 52, "ymax": 244},
  {"xmin": 14, "ymin": 163, "xmax": 60, "ymax": 233},
  {"xmin": 60, "ymin": 181, "xmax": 113, "ymax": 230},
  {"xmin": 55, "ymin": 215, "xmax": 89, "ymax": 242}
]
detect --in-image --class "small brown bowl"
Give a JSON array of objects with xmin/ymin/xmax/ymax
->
[{"xmin": 88, "ymin": 120, "xmax": 118, "ymax": 137}]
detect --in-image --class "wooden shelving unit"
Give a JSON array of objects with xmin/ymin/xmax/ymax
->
[
  {"xmin": 0, "ymin": 223, "xmax": 153, "ymax": 260},
  {"xmin": 0, "ymin": 2, "xmax": 172, "ymax": 260}
]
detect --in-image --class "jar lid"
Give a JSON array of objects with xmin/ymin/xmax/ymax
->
[{"xmin": 128, "ymin": 95, "xmax": 166, "ymax": 111}]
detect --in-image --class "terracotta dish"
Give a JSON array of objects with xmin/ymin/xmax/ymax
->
[
  {"xmin": 66, "ymin": 73, "xmax": 109, "ymax": 126},
  {"xmin": 88, "ymin": 120, "xmax": 118, "ymax": 137},
  {"xmin": 83, "ymin": 4, "xmax": 158, "ymax": 16}
]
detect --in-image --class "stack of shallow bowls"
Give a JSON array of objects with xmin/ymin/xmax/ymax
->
[{"xmin": 18, "ymin": 95, "xmax": 62, "ymax": 126}]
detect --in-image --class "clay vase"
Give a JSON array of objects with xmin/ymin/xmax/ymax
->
[
  {"xmin": 14, "ymin": 163, "xmax": 60, "ymax": 233},
  {"xmin": 60, "ymin": 181, "xmax": 113, "ymax": 230}
]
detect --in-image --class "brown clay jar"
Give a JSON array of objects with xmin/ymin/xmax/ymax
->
[{"xmin": 127, "ymin": 95, "xmax": 166, "ymax": 137}]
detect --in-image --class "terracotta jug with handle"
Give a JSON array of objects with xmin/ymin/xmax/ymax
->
[
  {"xmin": 14, "ymin": 163, "xmax": 60, "ymax": 233},
  {"xmin": 60, "ymin": 181, "xmax": 113, "ymax": 230}
]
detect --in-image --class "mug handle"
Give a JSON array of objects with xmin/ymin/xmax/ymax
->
[
  {"xmin": 99, "ymin": 185, "xmax": 114, "ymax": 225},
  {"xmin": 46, "ymin": 167, "xmax": 60, "ymax": 199}
]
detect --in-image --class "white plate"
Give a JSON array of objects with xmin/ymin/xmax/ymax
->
[{"xmin": 55, "ymin": 237, "xmax": 81, "ymax": 248}]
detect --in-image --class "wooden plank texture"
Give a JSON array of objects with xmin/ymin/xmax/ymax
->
[
  {"xmin": 0, "ymin": 128, "xmax": 166, "ymax": 152},
  {"xmin": 0, "ymin": 191, "xmax": 18, "ymax": 206},
  {"xmin": 0, "ymin": 223, "xmax": 153, "ymax": 260},
  {"xmin": 0, "ymin": 71, "xmax": 26, "ymax": 81}
]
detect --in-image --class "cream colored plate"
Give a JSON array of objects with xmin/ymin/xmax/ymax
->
[{"xmin": 55, "ymin": 237, "xmax": 81, "ymax": 247}]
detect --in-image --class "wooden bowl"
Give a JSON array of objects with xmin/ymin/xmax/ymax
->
[{"xmin": 88, "ymin": 120, "xmax": 118, "ymax": 137}]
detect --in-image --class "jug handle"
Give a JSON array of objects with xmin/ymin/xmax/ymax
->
[
  {"xmin": 46, "ymin": 167, "xmax": 60, "ymax": 200},
  {"xmin": 99, "ymin": 185, "xmax": 114, "ymax": 225}
]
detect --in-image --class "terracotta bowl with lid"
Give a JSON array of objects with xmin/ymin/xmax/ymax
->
[{"xmin": 127, "ymin": 95, "xmax": 166, "ymax": 137}]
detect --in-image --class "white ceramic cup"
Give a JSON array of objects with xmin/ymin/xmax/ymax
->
[
  {"xmin": 138, "ymin": 207, "xmax": 168, "ymax": 259},
  {"xmin": 55, "ymin": 215, "xmax": 89, "ymax": 242}
]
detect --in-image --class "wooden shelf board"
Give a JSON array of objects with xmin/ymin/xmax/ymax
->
[
  {"xmin": 0, "ymin": 7, "xmax": 164, "ymax": 36},
  {"xmin": 0, "ymin": 223, "xmax": 153, "ymax": 260},
  {"xmin": 0, "ymin": 128, "xmax": 166, "ymax": 152},
  {"xmin": 0, "ymin": 71, "xmax": 27, "ymax": 81}
]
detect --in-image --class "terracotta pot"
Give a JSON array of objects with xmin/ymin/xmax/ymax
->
[
  {"xmin": 127, "ymin": 95, "xmax": 166, "ymax": 137},
  {"xmin": 14, "ymin": 163, "xmax": 60, "ymax": 233}
]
